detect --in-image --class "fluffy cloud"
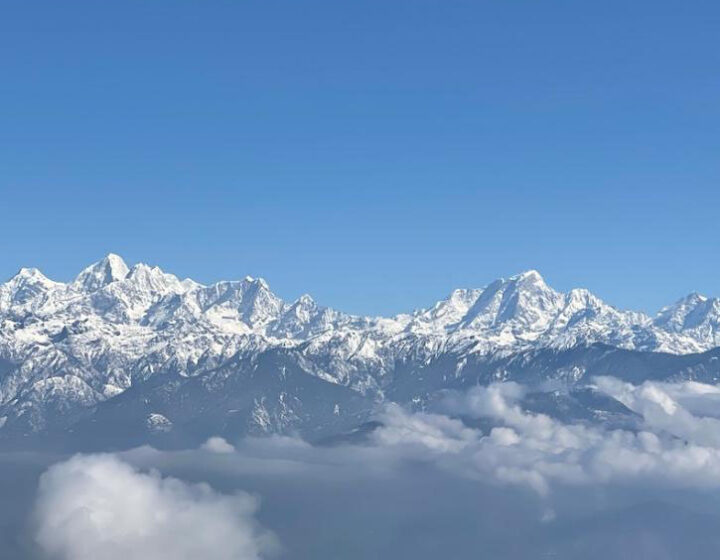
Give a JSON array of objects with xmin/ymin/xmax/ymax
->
[
  {"xmin": 113, "ymin": 379, "xmax": 720, "ymax": 499},
  {"xmin": 30, "ymin": 378, "xmax": 720, "ymax": 560},
  {"xmin": 372, "ymin": 403, "xmax": 478, "ymax": 453},
  {"xmin": 34, "ymin": 454, "xmax": 277, "ymax": 560},
  {"xmin": 594, "ymin": 376, "xmax": 720, "ymax": 446},
  {"xmin": 371, "ymin": 380, "xmax": 720, "ymax": 495},
  {"xmin": 201, "ymin": 436, "xmax": 237, "ymax": 454}
]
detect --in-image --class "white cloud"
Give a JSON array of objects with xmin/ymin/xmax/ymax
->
[
  {"xmin": 371, "ymin": 381, "xmax": 720, "ymax": 495},
  {"xmin": 594, "ymin": 376, "xmax": 720, "ymax": 446},
  {"xmin": 118, "ymin": 379, "xmax": 720, "ymax": 500},
  {"xmin": 202, "ymin": 436, "xmax": 236, "ymax": 454},
  {"xmin": 372, "ymin": 403, "xmax": 478, "ymax": 453},
  {"xmin": 34, "ymin": 377, "xmax": 720, "ymax": 560},
  {"xmin": 34, "ymin": 454, "xmax": 278, "ymax": 560}
]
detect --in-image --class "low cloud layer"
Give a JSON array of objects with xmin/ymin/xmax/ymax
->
[
  {"xmin": 595, "ymin": 377, "xmax": 720, "ymax": 446},
  {"xmin": 27, "ymin": 377, "xmax": 720, "ymax": 559},
  {"xmin": 120, "ymin": 377, "xmax": 720, "ymax": 500},
  {"xmin": 372, "ymin": 379, "xmax": 720, "ymax": 495},
  {"xmin": 34, "ymin": 454, "xmax": 277, "ymax": 560}
]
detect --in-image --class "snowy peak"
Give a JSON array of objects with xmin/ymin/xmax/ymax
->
[
  {"xmin": 234, "ymin": 277, "xmax": 284, "ymax": 327},
  {"xmin": 512, "ymin": 269, "xmax": 546, "ymax": 285},
  {"xmin": 286, "ymin": 294, "xmax": 318, "ymax": 319},
  {"xmin": 2, "ymin": 256, "xmax": 720, "ymax": 438},
  {"xmin": 124, "ymin": 263, "xmax": 185, "ymax": 295},
  {"xmin": 0, "ymin": 267, "xmax": 60, "ymax": 313},
  {"xmin": 243, "ymin": 275, "xmax": 270, "ymax": 290},
  {"xmin": 655, "ymin": 292, "xmax": 720, "ymax": 332},
  {"xmin": 418, "ymin": 288, "xmax": 483, "ymax": 329},
  {"xmin": 6, "ymin": 267, "xmax": 56, "ymax": 288},
  {"xmin": 73, "ymin": 254, "xmax": 130, "ymax": 292},
  {"xmin": 271, "ymin": 294, "xmax": 321, "ymax": 338},
  {"xmin": 195, "ymin": 276, "xmax": 284, "ymax": 328},
  {"xmin": 459, "ymin": 270, "xmax": 563, "ymax": 330},
  {"xmin": 1, "ymin": 256, "xmax": 720, "ymax": 359},
  {"xmin": 496, "ymin": 270, "xmax": 563, "ymax": 325}
]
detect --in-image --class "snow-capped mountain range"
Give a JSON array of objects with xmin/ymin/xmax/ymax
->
[{"xmin": 1, "ymin": 254, "xmax": 720, "ymax": 444}]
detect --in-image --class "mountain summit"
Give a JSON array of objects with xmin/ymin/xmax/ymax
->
[
  {"xmin": 0, "ymin": 256, "xmax": 719, "ymax": 444},
  {"xmin": 73, "ymin": 254, "xmax": 130, "ymax": 292}
]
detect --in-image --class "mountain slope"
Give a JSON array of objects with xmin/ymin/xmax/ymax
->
[{"xmin": 1, "ymin": 255, "xmax": 719, "ymax": 442}]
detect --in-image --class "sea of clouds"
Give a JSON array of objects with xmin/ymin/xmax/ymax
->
[{"xmin": 12, "ymin": 376, "xmax": 720, "ymax": 559}]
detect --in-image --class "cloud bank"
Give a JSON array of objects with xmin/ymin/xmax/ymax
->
[
  {"xmin": 371, "ymin": 379, "xmax": 720, "ymax": 495},
  {"xmin": 374, "ymin": 378, "xmax": 720, "ymax": 495},
  {"xmin": 34, "ymin": 454, "xmax": 277, "ymax": 560},
  {"xmin": 29, "ymin": 377, "xmax": 720, "ymax": 559},
  {"xmin": 118, "ymin": 377, "xmax": 720, "ymax": 499}
]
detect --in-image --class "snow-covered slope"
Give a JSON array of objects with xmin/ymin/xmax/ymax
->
[{"xmin": 1, "ymin": 255, "xmax": 719, "ymax": 437}]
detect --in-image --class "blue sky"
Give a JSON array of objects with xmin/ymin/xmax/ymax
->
[{"xmin": 1, "ymin": 0, "xmax": 719, "ymax": 315}]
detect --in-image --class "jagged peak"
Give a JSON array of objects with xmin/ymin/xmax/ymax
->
[
  {"xmin": 3, "ymin": 256, "xmax": 720, "ymax": 355},
  {"xmin": 568, "ymin": 287, "xmax": 592, "ymax": 297},
  {"xmin": 242, "ymin": 275, "xmax": 271, "ymax": 290},
  {"xmin": 415, "ymin": 287, "xmax": 481, "ymax": 326},
  {"xmin": 655, "ymin": 291, "xmax": 719, "ymax": 332},
  {"xmin": 181, "ymin": 277, "xmax": 203, "ymax": 291},
  {"xmin": 12, "ymin": 267, "xmax": 53, "ymax": 282},
  {"xmin": 491, "ymin": 269, "xmax": 558, "ymax": 302},
  {"xmin": 657, "ymin": 292, "xmax": 710, "ymax": 316},
  {"xmin": 512, "ymin": 269, "xmax": 544, "ymax": 282},
  {"xmin": 507, "ymin": 269, "xmax": 550, "ymax": 289},
  {"xmin": 455, "ymin": 270, "xmax": 564, "ymax": 330},
  {"xmin": 104, "ymin": 252, "xmax": 126, "ymax": 265},
  {"xmin": 4, "ymin": 267, "xmax": 60, "ymax": 292},
  {"xmin": 124, "ymin": 263, "xmax": 185, "ymax": 294},
  {"xmin": 469, "ymin": 270, "xmax": 556, "ymax": 302},
  {"xmin": 104, "ymin": 253, "xmax": 128, "ymax": 271},
  {"xmin": 283, "ymin": 294, "xmax": 319, "ymax": 320},
  {"xmin": 295, "ymin": 293, "xmax": 316, "ymax": 306},
  {"xmin": 126, "ymin": 262, "xmax": 174, "ymax": 280},
  {"xmin": 447, "ymin": 287, "xmax": 481, "ymax": 301},
  {"xmin": 0, "ymin": 267, "xmax": 59, "ymax": 310},
  {"xmin": 566, "ymin": 288, "xmax": 605, "ymax": 306},
  {"xmin": 677, "ymin": 291, "xmax": 708, "ymax": 305},
  {"xmin": 74, "ymin": 254, "xmax": 130, "ymax": 292}
]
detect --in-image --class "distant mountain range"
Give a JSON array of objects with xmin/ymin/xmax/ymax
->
[{"xmin": 1, "ymin": 254, "xmax": 719, "ymax": 448}]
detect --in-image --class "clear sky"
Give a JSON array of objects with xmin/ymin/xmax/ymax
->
[{"xmin": 1, "ymin": 0, "xmax": 719, "ymax": 315}]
